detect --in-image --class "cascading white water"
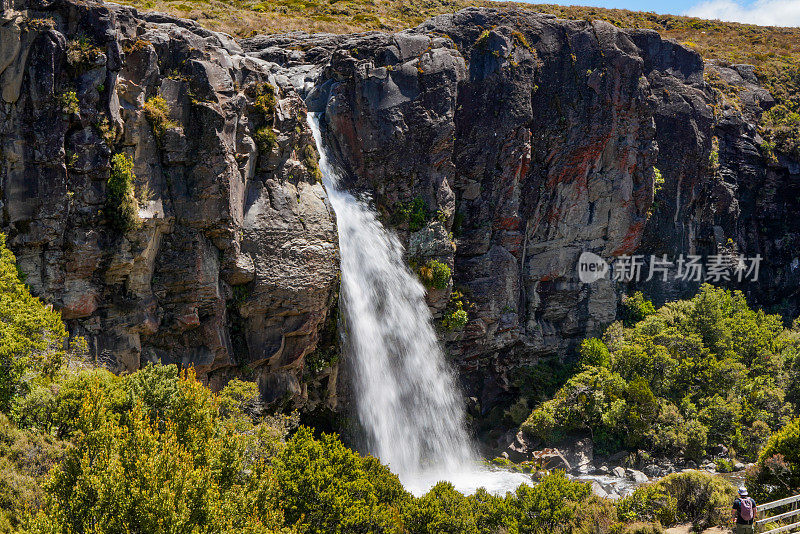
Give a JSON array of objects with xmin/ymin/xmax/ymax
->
[{"xmin": 309, "ymin": 113, "xmax": 530, "ymax": 496}]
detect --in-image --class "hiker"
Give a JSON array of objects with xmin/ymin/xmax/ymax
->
[{"xmin": 732, "ymin": 486, "xmax": 757, "ymax": 533}]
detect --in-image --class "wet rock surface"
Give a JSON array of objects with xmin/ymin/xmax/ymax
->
[{"xmin": 2, "ymin": 0, "xmax": 798, "ymax": 418}]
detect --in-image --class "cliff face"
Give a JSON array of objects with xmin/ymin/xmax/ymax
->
[
  {"xmin": 2, "ymin": 0, "xmax": 797, "ymax": 417},
  {"xmin": 0, "ymin": 0, "xmax": 339, "ymax": 412}
]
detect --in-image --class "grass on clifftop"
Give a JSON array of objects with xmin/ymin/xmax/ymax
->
[{"xmin": 115, "ymin": 0, "xmax": 800, "ymax": 158}]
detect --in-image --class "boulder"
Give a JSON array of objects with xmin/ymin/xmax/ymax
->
[{"xmin": 627, "ymin": 469, "xmax": 649, "ymax": 484}]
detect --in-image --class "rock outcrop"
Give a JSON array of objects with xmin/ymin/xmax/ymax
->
[
  {"xmin": 2, "ymin": 0, "xmax": 797, "ymax": 419},
  {"xmin": 0, "ymin": 0, "xmax": 339, "ymax": 411}
]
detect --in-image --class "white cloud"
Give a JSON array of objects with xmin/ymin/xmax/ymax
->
[{"xmin": 685, "ymin": 0, "xmax": 800, "ymax": 26}]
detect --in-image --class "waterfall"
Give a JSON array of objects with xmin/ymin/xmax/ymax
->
[{"xmin": 308, "ymin": 113, "xmax": 530, "ymax": 496}]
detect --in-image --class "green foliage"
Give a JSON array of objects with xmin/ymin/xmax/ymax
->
[
  {"xmin": 302, "ymin": 143, "xmax": 322, "ymax": 182},
  {"xmin": 106, "ymin": 153, "xmax": 140, "ymax": 232},
  {"xmin": 418, "ymin": 259, "xmax": 451, "ymax": 290},
  {"xmin": 617, "ymin": 471, "xmax": 736, "ymax": 530},
  {"xmin": 620, "ymin": 291, "xmax": 656, "ymax": 327},
  {"xmin": 218, "ymin": 378, "xmax": 261, "ymax": 419},
  {"xmin": 395, "ymin": 197, "xmax": 428, "ymax": 231},
  {"xmin": 271, "ymin": 426, "xmax": 409, "ymax": 534},
  {"xmin": 522, "ymin": 285, "xmax": 799, "ymax": 460},
  {"xmin": 0, "ymin": 413, "xmax": 69, "ymax": 533},
  {"xmin": 652, "ymin": 167, "xmax": 664, "ymax": 195},
  {"xmin": 715, "ymin": 458, "xmax": 735, "ymax": 473},
  {"xmin": 747, "ymin": 416, "xmax": 800, "ymax": 500},
  {"xmin": 66, "ymin": 36, "xmax": 103, "ymax": 74},
  {"xmin": 0, "ymin": 234, "xmax": 67, "ymax": 414},
  {"xmin": 254, "ymin": 127, "xmax": 277, "ymax": 153},
  {"xmin": 580, "ymin": 337, "xmax": 611, "ymax": 368},
  {"xmin": 442, "ymin": 292, "xmax": 469, "ymax": 331},
  {"xmin": 402, "ymin": 472, "xmax": 617, "ymax": 534},
  {"xmin": 253, "ymin": 83, "xmax": 277, "ymax": 118},
  {"xmin": 143, "ymin": 94, "xmax": 178, "ymax": 138},
  {"xmin": 760, "ymin": 104, "xmax": 800, "ymax": 160},
  {"xmin": 27, "ymin": 368, "xmax": 293, "ymax": 534},
  {"xmin": 56, "ymin": 91, "xmax": 79, "ymax": 115}
]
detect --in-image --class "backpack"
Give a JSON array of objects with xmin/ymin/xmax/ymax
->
[{"xmin": 740, "ymin": 498, "xmax": 755, "ymax": 522}]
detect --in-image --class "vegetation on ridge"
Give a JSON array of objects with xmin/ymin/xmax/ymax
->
[{"xmin": 521, "ymin": 285, "xmax": 800, "ymax": 461}]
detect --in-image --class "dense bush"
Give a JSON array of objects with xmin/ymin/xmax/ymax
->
[
  {"xmin": 618, "ymin": 471, "xmax": 736, "ymax": 530},
  {"xmin": 272, "ymin": 426, "xmax": 409, "ymax": 534},
  {"xmin": 395, "ymin": 196, "xmax": 428, "ymax": 231},
  {"xmin": 106, "ymin": 153, "xmax": 140, "ymax": 232},
  {"xmin": 418, "ymin": 259, "xmax": 451, "ymax": 290},
  {"xmin": 143, "ymin": 94, "xmax": 177, "ymax": 138},
  {"xmin": 746, "ymin": 416, "xmax": 800, "ymax": 501},
  {"xmin": 620, "ymin": 291, "xmax": 656, "ymax": 327},
  {"xmin": 522, "ymin": 285, "xmax": 799, "ymax": 460},
  {"xmin": 0, "ymin": 234, "xmax": 67, "ymax": 413},
  {"xmin": 254, "ymin": 126, "xmax": 277, "ymax": 153}
]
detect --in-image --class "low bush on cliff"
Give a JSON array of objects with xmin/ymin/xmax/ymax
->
[
  {"xmin": 106, "ymin": 153, "xmax": 140, "ymax": 233},
  {"xmin": 395, "ymin": 196, "xmax": 429, "ymax": 232},
  {"xmin": 143, "ymin": 94, "xmax": 178, "ymax": 138},
  {"xmin": 418, "ymin": 259, "xmax": 451, "ymax": 290},
  {"xmin": 522, "ymin": 285, "xmax": 799, "ymax": 460}
]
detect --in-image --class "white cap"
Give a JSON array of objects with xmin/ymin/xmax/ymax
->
[{"xmin": 739, "ymin": 486, "xmax": 749, "ymax": 496}]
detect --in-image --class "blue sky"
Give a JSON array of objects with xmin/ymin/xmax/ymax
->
[
  {"xmin": 522, "ymin": 0, "xmax": 698, "ymax": 15},
  {"xmin": 510, "ymin": 0, "xmax": 800, "ymax": 26}
]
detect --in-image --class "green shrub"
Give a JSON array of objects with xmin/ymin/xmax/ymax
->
[
  {"xmin": 27, "ymin": 369, "xmax": 291, "ymax": 534},
  {"xmin": 57, "ymin": 91, "xmax": 79, "ymax": 115},
  {"xmin": 271, "ymin": 426, "xmax": 409, "ymax": 534},
  {"xmin": 442, "ymin": 299, "xmax": 469, "ymax": 331},
  {"xmin": 747, "ymin": 416, "xmax": 800, "ymax": 500},
  {"xmin": 0, "ymin": 234, "xmax": 67, "ymax": 414},
  {"xmin": 143, "ymin": 95, "xmax": 177, "ymax": 138},
  {"xmin": 520, "ymin": 285, "xmax": 798, "ymax": 460},
  {"xmin": 621, "ymin": 522, "xmax": 665, "ymax": 534},
  {"xmin": 0, "ymin": 414, "xmax": 69, "ymax": 532},
  {"xmin": 395, "ymin": 197, "xmax": 428, "ymax": 231},
  {"xmin": 618, "ymin": 471, "xmax": 735, "ymax": 530},
  {"xmin": 715, "ymin": 458, "xmax": 735, "ymax": 473},
  {"xmin": 66, "ymin": 36, "xmax": 102, "ymax": 73},
  {"xmin": 218, "ymin": 378, "xmax": 260, "ymax": 419},
  {"xmin": 403, "ymin": 482, "xmax": 480, "ymax": 534},
  {"xmin": 302, "ymin": 144, "xmax": 322, "ymax": 182},
  {"xmin": 106, "ymin": 153, "xmax": 139, "ymax": 232},
  {"xmin": 253, "ymin": 83, "xmax": 277, "ymax": 118},
  {"xmin": 254, "ymin": 127, "xmax": 277, "ymax": 153},
  {"xmin": 760, "ymin": 104, "xmax": 800, "ymax": 160},
  {"xmin": 418, "ymin": 260, "xmax": 450, "ymax": 290},
  {"xmin": 620, "ymin": 292, "xmax": 656, "ymax": 327},
  {"xmin": 652, "ymin": 167, "xmax": 664, "ymax": 195},
  {"xmin": 579, "ymin": 338, "xmax": 610, "ymax": 368}
]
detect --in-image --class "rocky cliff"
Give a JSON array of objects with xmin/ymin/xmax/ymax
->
[{"xmin": 1, "ymin": 0, "xmax": 797, "ymax": 421}]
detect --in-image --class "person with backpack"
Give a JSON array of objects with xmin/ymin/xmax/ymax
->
[{"xmin": 732, "ymin": 486, "xmax": 758, "ymax": 533}]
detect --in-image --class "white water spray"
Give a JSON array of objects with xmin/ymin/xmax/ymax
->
[{"xmin": 309, "ymin": 113, "xmax": 530, "ymax": 496}]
